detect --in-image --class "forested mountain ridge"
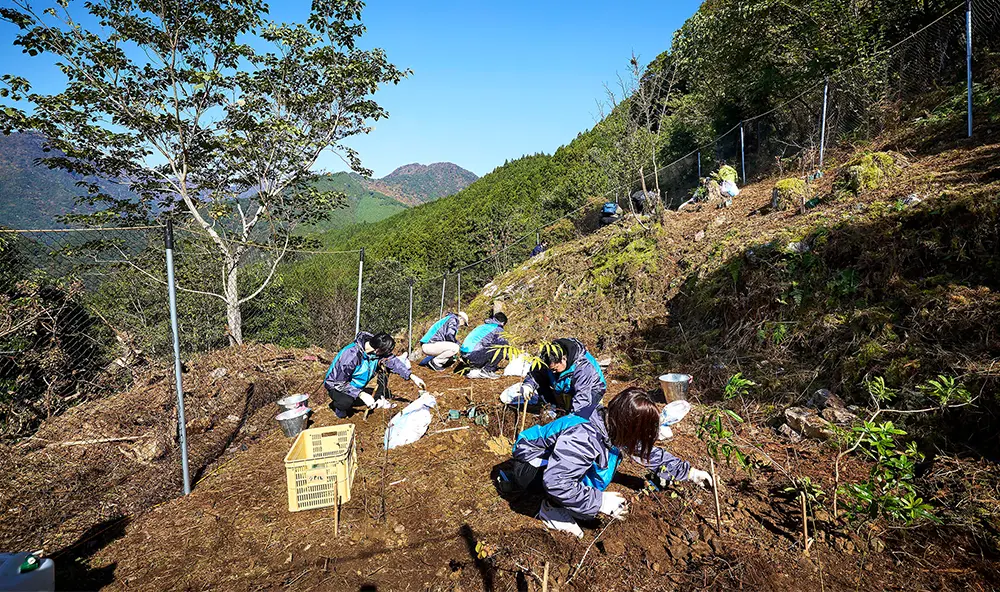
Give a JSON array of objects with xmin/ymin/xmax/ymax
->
[
  {"xmin": 361, "ymin": 162, "xmax": 478, "ymax": 206},
  {"xmin": 305, "ymin": 0, "xmax": 976, "ymax": 294},
  {"xmin": 0, "ymin": 131, "xmax": 125, "ymax": 228},
  {"xmin": 0, "ymin": 131, "xmax": 475, "ymax": 230}
]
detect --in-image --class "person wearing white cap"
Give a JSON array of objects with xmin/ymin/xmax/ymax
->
[{"xmin": 418, "ymin": 311, "xmax": 468, "ymax": 371}]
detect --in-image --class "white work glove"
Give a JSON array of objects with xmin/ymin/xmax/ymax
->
[
  {"xmin": 537, "ymin": 500, "xmax": 584, "ymax": 539},
  {"xmin": 358, "ymin": 392, "xmax": 376, "ymax": 408},
  {"xmin": 518, "ymin": 383, "xmax": 535, "ymax": 397},
  {"xmin": 410, "ymin": 374, "xmax": 426, "ymax": 390},
  {"xmin": 658, "ymin": 425, "xmax": 673, "ymax": 440},
  {"xmin": 373, "ymin": 398, "xmax": 396, "ymax": 410},
  {"xmin": 599, "ymin": 491, "xmax": 629, "ymax": 520},
  {"xmin": 688, "ymin": 468, "xmax": 714, "ymax": 489}
]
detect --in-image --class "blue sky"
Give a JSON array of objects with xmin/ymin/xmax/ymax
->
[{"xmin": 0, "ymin": 0, "xmax": 702, "ymax": 178}]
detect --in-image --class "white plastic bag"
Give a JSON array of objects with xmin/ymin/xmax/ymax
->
[
  {"xmin": 503, "ymin": 353, "xmax": 532, "ymax": 377},
  {"xmin": 720, "ymin": 180, "xmax": 740, "ymax": 198},
  {"xmin": 384, "ymin": 392, "xmax": 436, "ymax": 449},
  {"xmin": 500, "ymin": 382, "xmax": 539, "ymax": 405},
  {"xmin": 657, "ymin": 400, "xmax": 692, "ymax": 440}
]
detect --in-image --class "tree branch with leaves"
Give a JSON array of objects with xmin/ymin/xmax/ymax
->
[{"xmin": 0, "ymin": 0, "xmax": 408, "ymax": 344}]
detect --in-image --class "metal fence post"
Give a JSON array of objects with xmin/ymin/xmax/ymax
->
[
  {"xmin": 164, "ymin": 220, "xmax": 190, "ymax": 495},
  {"xmin": 439, "ymin": 275, "xmax": 447, "ymax": 319},
  {"xmin": 697, "ymin": 151, "xmax": 701, "ymax": 179},
  {"xmin": 966, "ymin": 0, "xmax": 973, "ymax": 137},
  {"xmin": 739, "ymin": 122, "xmax": 746, "ymax": 185},
  {"xmin": 407, "ymin": 278, "xmax": 414, "ymax": 355},
  {"xmin": 819, "ymin": 78, "xmax": 829, "ymax": 168},
  {"xmin": 457, "ymin": 272, "xmax": 462, "ymax": 314},
  {"xmin": 354, "ymin": 248, "xmax": 364, "ymax": 335}
]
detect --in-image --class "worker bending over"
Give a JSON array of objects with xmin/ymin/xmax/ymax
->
[
  {"xmin": 508, "ymin": 387, "xmax": 712, "ymax": 538},
  {"xmin": 520, "ymin": 338, "xmax": 605, "ymax": 418},
  {"xmin": 419, "ymin": 311, "xmax": 468, "ymax": 371},
  {"xmin": 461, "ymin": 312, "xmax": 508, "ymax": 380},
  {"xmin": 324, "ymin": 332, "xmax": 426, "ymax": 418}
]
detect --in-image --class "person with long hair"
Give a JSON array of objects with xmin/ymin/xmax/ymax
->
[{"xmin": 507, "ymin": 386, "xmax": 712, "ymax": 537}]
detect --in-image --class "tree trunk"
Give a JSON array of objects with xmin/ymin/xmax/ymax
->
[{"xmin": 224, "ymin": 256, "xmax": 243, "ymax": 346}]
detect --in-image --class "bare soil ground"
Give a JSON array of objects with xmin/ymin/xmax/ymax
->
[{"xmin": 4, "ymin": 350, "xmax": 996, "ymax": 591}]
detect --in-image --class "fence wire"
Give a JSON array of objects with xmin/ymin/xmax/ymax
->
[{"xmin": 1, "ymin": 1, "xmax": 997, "ymax": 507}]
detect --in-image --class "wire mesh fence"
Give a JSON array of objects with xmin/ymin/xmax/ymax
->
[
  {"xmin": 1, "ymin": 0, "xmax": 997, "ymax": 505},
  {"xmin": 0, "ymin": 226, "xmax": 166, "ymax": 437}
]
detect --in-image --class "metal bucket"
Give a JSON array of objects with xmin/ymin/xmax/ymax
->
[
  {"xmin": 659, "ymin": 373, "xmax": 691, "ymax": 402},
  {"xmin": 277, "ymin": 393, "xmax": 310, "ymax": 413},
  {"xmin": 276, "ymin": 407, "xmax": 310, "ymax": 438}
]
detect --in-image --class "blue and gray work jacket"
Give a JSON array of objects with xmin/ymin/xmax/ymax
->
[
  {"xmin": 512, "ymin": 409, "xmax": 691, "ymax": 519},
  {"xmin": 524, "ymin": 338, "xmax": 606, "ymax": 418},
  {"xmin": 460, "ymin": 316, "xmax": 507, "ymax": 359},
  {"xmin": 420, "ymin": 312, "xmax": 462, "ymax": 345},
  {"xmin": 323, "ymin": 332, "xmax": 411, "ymax": 400}
]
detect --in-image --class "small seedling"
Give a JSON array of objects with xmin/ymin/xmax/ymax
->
[
  {"xmin": 918, "ymin": 375, "xmax": 971, "ymax": 406},
  {"xmin": 723, "ymin": 372, "xmax": 757, "ymax": 400},
  {"xmin": 783, "ymin": 476, "xmax": 826, "ymax": 555},
  {"xmin": 489, "ymin": 334, "xmax": 551, "ymax": 436},
  {"xmin": 697, "ymin": 375, "xmax": 755, "ymax": 534}
]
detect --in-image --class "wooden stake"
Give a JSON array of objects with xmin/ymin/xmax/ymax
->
[
  {"xmin": 334, "ymin": 490, "xmax": 340, "ymax": 538},
  {"xmin": 542, "ymin": 562, "xmax": 549, "ymax": 592},
  {"xmin": 801, "ymin": 491, "xmax": 810, "ymax": 556},
  {"xmin": 710, "ymin": 458, "xmax": 722, "ymax": 535},
  {"xmin": 519, "ymin": 394, "xmax": 529, "ymax": 434}
]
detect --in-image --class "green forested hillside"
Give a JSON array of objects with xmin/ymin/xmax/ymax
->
[
  {"xmin": 296, "ymin": 172, "xmax": 408, "ymax": 233},
  {"xmin": 0, "ymin": 132, "xmax": 121, "ymax": 228},
  {"xmin": 298, "ymin": 0, "xmax": 969, "ymax": 282}
]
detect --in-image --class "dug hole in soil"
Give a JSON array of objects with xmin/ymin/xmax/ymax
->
[{"xmin": 3, "ymin": 343, "xmax": 997, "ymax": 591}]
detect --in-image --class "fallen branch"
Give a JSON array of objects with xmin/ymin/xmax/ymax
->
[
  {"xmin": 566, "ymin": 519, "xmax": 616, "ymax": 585},
  {"xmin": 429, "ymin": 426, "xmax": 470, "ymax": 435},
  {"xmin": 59, "ymin": 436, "xmax": 145, "ymax": 447}
]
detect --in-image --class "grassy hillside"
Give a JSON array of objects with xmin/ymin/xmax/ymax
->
[{"xmin": 296, "ymin": 172, "xmax": 408, "ymax": 234}]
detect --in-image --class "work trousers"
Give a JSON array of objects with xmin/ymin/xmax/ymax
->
[
  {"xmin": 420, "ymin": 340, "xmax": 460, "ymax": 367},
  {"xmin": 463, "ymin": 348, "xmax": 501, "ymax": 372},
  {"xmin": 328, "ymin": 364, "xmax": 391, "ymax": 414}
]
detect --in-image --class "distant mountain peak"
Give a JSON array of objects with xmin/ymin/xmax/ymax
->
[{"xmin": 362, "ymin": 162, "xmax": 477, "ymax": 206}]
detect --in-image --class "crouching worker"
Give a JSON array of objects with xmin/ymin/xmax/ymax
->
[
  {"xmin": 506, "ymin": 387, "xmax": 713, "ymax": 538},
  {"xmin": 324, "ymin": 332, "xmax": 426, "ymax": 418},
  {"xmin": 460, "ymin": 313, "xmax": 508, "ymax": 380},
  {"xmin": 519, "ymin": 338, "xmax": 605, "ymax": 418},
  {"xmin": 419, "ymin": 311, "xmax": 468, "ymax": 371}
]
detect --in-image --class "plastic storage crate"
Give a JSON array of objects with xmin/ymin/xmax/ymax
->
[{"xmin": 283, "ymin": 424, "xmax": 357, "ymax": 512}]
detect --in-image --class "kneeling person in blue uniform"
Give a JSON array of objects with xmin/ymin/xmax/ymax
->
[
  {"xmin": 519, "ymin": 338, "xmax": 606, "ymax": 418},
  {"xmin": 324, "ymin": 332, "xmax": 426, "ymax": 418},
  {"xmin": 508, "ymin": 387, "xmax": 713, "ymax": 537},
  {"xmin": 460, "ymin": 313, "xmax": 509, "ymax": 379},
  {"xmin": 418, "ymin": 311, "xmax": 468, "ymax": 371}
]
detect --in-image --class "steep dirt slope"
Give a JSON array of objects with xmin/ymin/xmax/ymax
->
[{"xmin": 71, "ymin": 368, "xmax": 999, "ymax": 591}]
